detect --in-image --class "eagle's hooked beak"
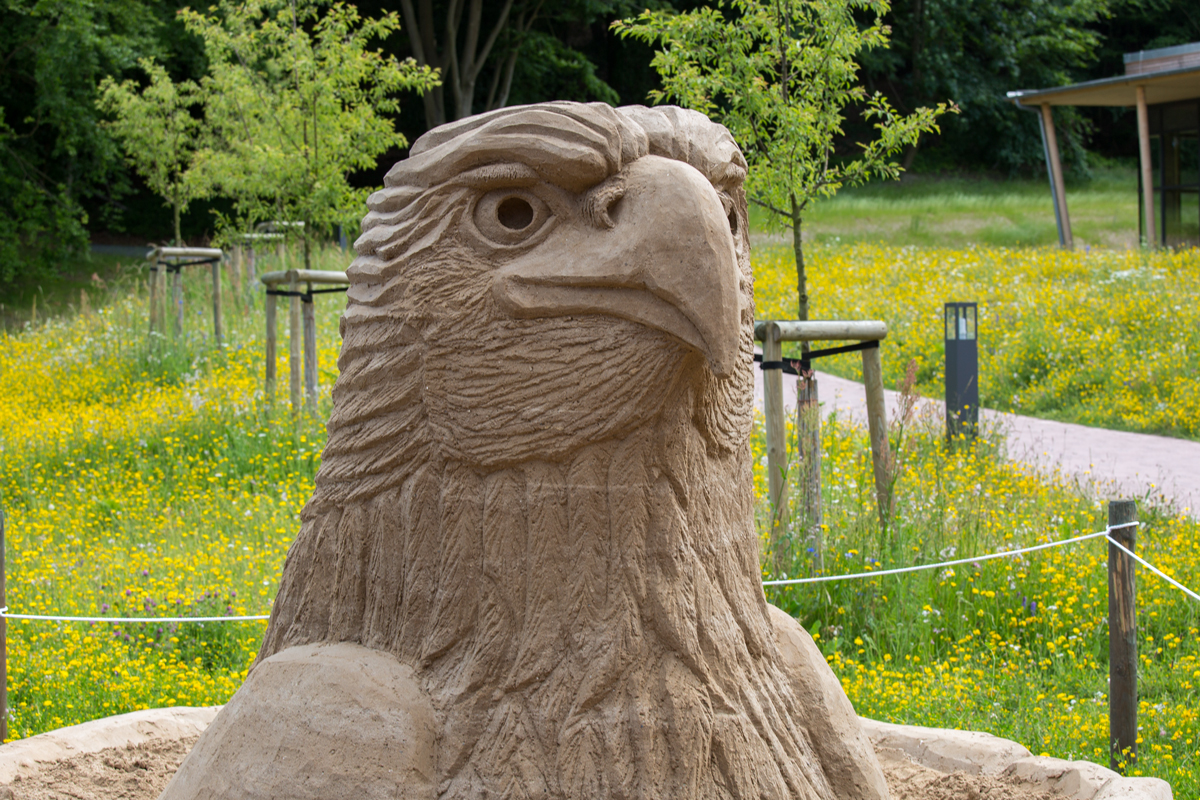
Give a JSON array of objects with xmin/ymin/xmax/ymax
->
[{"xmin": 493, "ymin": 155, "xmax": 743, "ymax": 378}]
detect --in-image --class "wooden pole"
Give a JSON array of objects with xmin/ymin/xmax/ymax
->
[
  {"xmin": 1, "ymin": 505, "xmax": 7, "ymax": 744},
  {"xmin": 762, "ymin": 322, "xmax": 791, "ymax": 575},
  {"xmin": 211, "ymin": 259, "xmax": 224, "ymax": 347},
  {"xmin": 288, "ymin": 273, "xmax": 302, "ymax": 414},
  {"xmin": 171, "ymin": 265, "xmax": 184, "ymax": 337},
  {"xmin": 1041, "ymin": 104, "xmax": 1074, "ymax": 250},
  {"xmin": 265, "ymin": 291, "xmax": 278, "ymax": 402},
  {"xmin": 1108, "ymin": 498, "xmax": 1138, "ymax": 773},
  {"xmin": 302, "ymin": 284, "xmax": 317, "ymax": 412},
  {"xmin": 230, "ymin": 245, "xmax": 243, "ymax": 305},
  {"xmin": 147, "ymin": 264, "xmax": 160, "ymax": 336},
  {"xmin": 796, "ymin": 375, "xmax": 822, "ymax": 571},
  {"xmin": 862, "ymin": 344, "xmax": 894, "ymax": 530},
  {"xmin": 1136, "ymin": 86, "xmax": 1157, "ymax": 247}
]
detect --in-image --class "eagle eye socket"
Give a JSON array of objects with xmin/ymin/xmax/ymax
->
[
  {"xmin": 497, "ymin": 197, "xmax": 534, "ymax": 230},
  {"xmin": 472, "ymin": 189, "xmax": 552, "ymax": 246}
]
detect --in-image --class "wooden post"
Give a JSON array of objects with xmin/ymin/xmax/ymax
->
[
  {"xmin": 289, "ymin": 273, "xmax": 302, "ymax": 414},
  {"xmin": 147, "ymin": 264, "xmax": 160, "ymax": 335},
  {"xmin": 302, "ymin": 284, "xmax": 317, "ymax": 412},
  {"xmin": 1108, "ymin": 498, "xmax": 1138, "ymax": 773},
  {"xmin": 862, "ymin": 344, "xmax": 894, "ymax": 530},
  {"xmin": 211, "ymin": 259, "xmax": 224, "ymax": 347},
  {"xmin": 1136, "ymin": 86, "xmax": 1157, "ymax": 247},
  {"xmin": 171, "ymin": 265, "xmax": 184, "ymax": 337},
  {"xmin": 1041, "ymin": 104, "xmax": 1074, "ymax": 250},
  {"xmin": 230, "ymin": 245, "xmax": 243, "ymax": 304},
  {"xmin": 246, "ymin": 245, "xmax": 258, "ymax": 288},
  {"xmin": 762, "ymin": 322, "xmax": 791, "ymax": 575},
  {"xmin": 265, "ymin": 291, "xmax": 278, "ymax": 401},
  {"xmin": 796, "ymin": 375, "xmax": 822, "ymax": 571},
  {"xmin": 1, "ymin": 505, "xmax": 7, "ymax": 744}
]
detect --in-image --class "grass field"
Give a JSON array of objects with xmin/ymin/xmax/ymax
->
[
  {"xmin": 754, "ymin": 165, "xmax": 1140, "ymax": 250},
  {"xmin": 1, "ymin": 211, "xmax": 1198, "ymax": 792}
]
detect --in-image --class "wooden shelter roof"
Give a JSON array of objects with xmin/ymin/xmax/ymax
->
[{"xmin": 1006, "ymin": 64, "xmax": 1200, "ymax": 107}]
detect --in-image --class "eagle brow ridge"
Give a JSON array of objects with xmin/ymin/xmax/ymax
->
[{"xmin": 455, "ymin": 162, "xmax": 541, "ymax": 190}]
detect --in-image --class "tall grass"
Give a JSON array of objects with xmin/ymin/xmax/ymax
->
[
  {"xmin": 755, "ymin": 243, "xmax": 1200, "ymax": 439},
  {"xmin": 0, "ymin": 247, "xmax": 346, "ymax": 736},
  {"xmin": 753, "ymin": 379, "xmax": 1200, "ymax": 789}
]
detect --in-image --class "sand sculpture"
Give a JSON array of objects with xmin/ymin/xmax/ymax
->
[{"xmin": 159, "ymin": 102, "xmax": 889, "ymax": 800}]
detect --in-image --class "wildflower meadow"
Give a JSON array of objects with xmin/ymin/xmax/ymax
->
[{"xmin": 1, "ymin": 243, "xmax": 1198, "ymax": 793}]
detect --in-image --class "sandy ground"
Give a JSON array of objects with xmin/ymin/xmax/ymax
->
[
  {"xmin": 753, "ymin": 367, "xmax": 1200, "ymax": 516},
  {"xmin": 0, "ymin": 735, "xmax": 1059, "ymax": 800},
  {"xmin": 0, "ymin": 736, "xmax": 193, "ymax": 800}
]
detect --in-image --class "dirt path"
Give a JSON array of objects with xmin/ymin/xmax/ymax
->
[{"xmin": 753, "ymin": 367, "xmax": 1200, "ymax": 516}]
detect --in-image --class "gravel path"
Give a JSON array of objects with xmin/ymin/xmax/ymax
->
[{"xmin": 753, "ymin": 367, "xmax": 1200, "ymax": 517}]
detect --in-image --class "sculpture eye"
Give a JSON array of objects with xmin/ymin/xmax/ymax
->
[
  {"xmin": 473, "ymin": 189, "xmax": 552, "ymax": 246},
  {"xmin": 719, "ymin": 193, "xmax": 739, "ymax": 236}
]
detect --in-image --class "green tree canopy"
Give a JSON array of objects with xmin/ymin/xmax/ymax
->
[
  {"xmin": 617, "ymin": 0, "xmax": 954, "ymax": 322},
  {"xmin": 97, "ymin": 58, "xmax": 208, "ymax": 247},
  {"xmin": 0, "ymin": 0, "xmax": 162, "ymax": 282},
  {"xmin": 179, "ymin": 0, "xmax": 439, "ymax": 268},
  {"xmin": 861, "ymin": 0, "xmax": 1110, "ymax": 171}
]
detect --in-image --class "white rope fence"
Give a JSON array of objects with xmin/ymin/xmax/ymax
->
[
  {"xmin": 762, "ymin": 526, "xmax": 1120, "ymax": 587},
  {"xmin": 1106, "ymin": 535, "xmax": 1200, "ymax": 602},
  {"xmin": 762, "ymin": 521, "xmax": 1200, "ymax": 603},
  {"xmin": 0, "ymin": 524, "xmax": 1196, "ymax": 623},
  {"xmin": 0, "ymin": 607, "xmax": 269, "ymax": 623}
]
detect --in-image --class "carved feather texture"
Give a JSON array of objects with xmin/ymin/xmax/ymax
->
[{"xmin": 257, "ymin": 103, "xmax": 834, "ymax": 800}]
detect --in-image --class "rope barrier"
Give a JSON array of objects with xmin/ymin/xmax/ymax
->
[
  {"xmin": 0, "ymin": 607, "xmax": 269, "ymax": 623},
  {"xmin": 762, "ymin": 526, "xmax": 1124, "ymax": 587},
  {"xmin": 2, "ymin": 526, "xmax": 1194, "ymax": 622},
  {"xmin": 1105, "ymin": 536, "xmax": 1200, "ymax": 602}
]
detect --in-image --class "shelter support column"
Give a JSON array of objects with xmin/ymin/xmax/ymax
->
[
  {"xmin": 1041, "ymin": 104, "xmax": 1074, "ymax": 249},
  {"xmin": 1136, "ymin": 85, "xmax": 1157, "ymax": 247}
]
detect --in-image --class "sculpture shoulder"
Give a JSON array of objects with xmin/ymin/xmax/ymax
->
[{"xmin": 159, "ymin": 643, "xmax": 438, "ymax": 800}]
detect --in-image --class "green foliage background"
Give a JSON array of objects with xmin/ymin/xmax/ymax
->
[{"xmin": 2, "ymin": 0, "xmax": 1197, "ymax": 286}]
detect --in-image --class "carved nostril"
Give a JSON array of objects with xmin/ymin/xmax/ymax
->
[
  {"xmin": 727, "ymin": 208, "xmax": 739, "ymax": 236},
  {"xmin": 583, "ymin": 177, "xmax": 626, "ymax": 230}
]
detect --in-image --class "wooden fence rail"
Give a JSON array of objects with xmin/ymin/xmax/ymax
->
[
  {"xmin": 754, "ymin": 320, "xmax": 892, "ymax": 574},
  {"xmin": 147, "ymin": 247, "xmax": 225, "ymax": 345},
  {"xmin": 259, "ymin": 269, "xmax": 349, "ymax": 414}
]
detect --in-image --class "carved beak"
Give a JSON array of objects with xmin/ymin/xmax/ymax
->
[{"xmin": 493, "ymin": 155, "xmax": 743, "ymax": 378}]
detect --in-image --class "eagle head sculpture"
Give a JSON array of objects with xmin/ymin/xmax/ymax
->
[{"xmin": 159, "ymin": 103, "xmax": 888, "ymax": 800}]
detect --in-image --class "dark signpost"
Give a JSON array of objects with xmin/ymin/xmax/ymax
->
[{"xmin": 945, "ymin": 302, "xmax": 979, "ymax": 439}]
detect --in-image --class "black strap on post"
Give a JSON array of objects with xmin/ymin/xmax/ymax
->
[
  {"xmin": 159, "ymin": 257, "xmax": 220, "ymax": 272},
  {"xmin": 755, "ymin": 339, "xmax": 879, "ymax": 374},
  {"xmin": 266, "ymin": 286, "xmax": 349, "ymax": 303}
]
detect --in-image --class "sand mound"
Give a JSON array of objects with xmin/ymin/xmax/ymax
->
[
  {"xmin": 0, "ymin": 736, "xmax": 193, "ymax": 800},
  {"xmin": 0, "ymin": 708, "xmax": 1171, "ymax": 800},
  {"xmin": 0, "ymin": 734, "xmax": 1064, "ymax": 800}
]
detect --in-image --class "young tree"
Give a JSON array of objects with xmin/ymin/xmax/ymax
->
[
  {"xmin": 97, "ymin": 59, "xmax": 207, "ymax": 246},
  {"xmin": 179, "ymin": 0, "xmax": 439, "ymax": 269},
  {"xmin": 616, "ymin": 0, "xmax": 955, "ymax": 324},
  {"xmin": 619, "ymin": 0, "xmax": 954, "ymax": 573}
]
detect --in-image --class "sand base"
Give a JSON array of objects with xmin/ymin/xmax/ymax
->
[{"xmin": 0, "ymin": 708, "xmax": 1172, "ymax": 800}]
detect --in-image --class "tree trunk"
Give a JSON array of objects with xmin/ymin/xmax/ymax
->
[
  {"xmin": 791, "ymin": 198, "xmax": 808, "ymax": 323},
  {"xmin": 796, "ymin": 374, "xmax": 822, "ymax": 572},
  {"xmin": 791, "ymin": 197, "xmax": 821, "ymax": 571},
  {"xmin": 399, "ymin": 0, "xmax": 514, "ymax": 126},
  {"xmin": 174, "ymin": 199, "xmax": 182, "ymax": 247}
]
